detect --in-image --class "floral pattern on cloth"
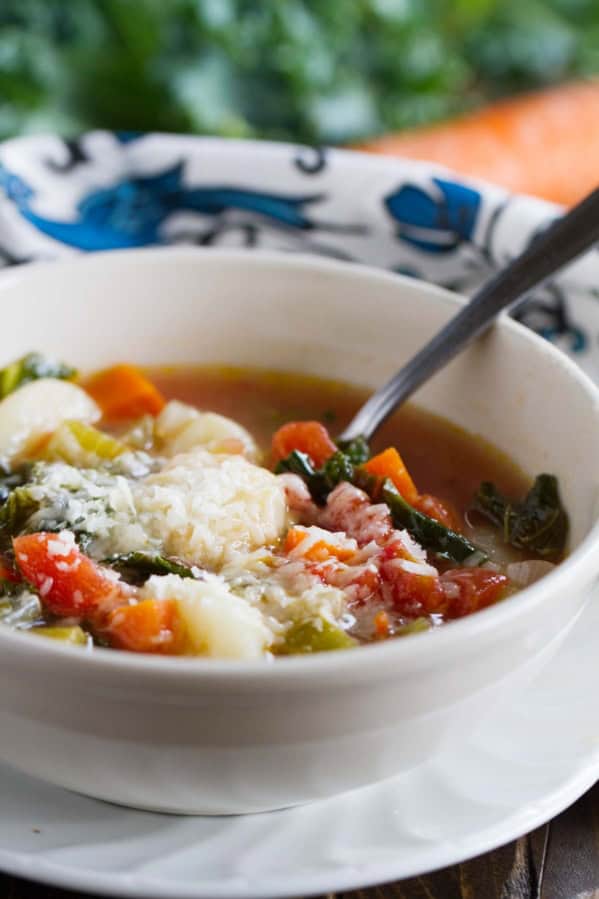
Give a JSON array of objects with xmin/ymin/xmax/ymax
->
[{"xmin": 0, "ymin": 131, "xmax": 598, "ymax": 378}]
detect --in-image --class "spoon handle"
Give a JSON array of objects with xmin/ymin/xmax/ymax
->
[{"xmin": 340, "ymin": 185, "xmax": 599, "ymax": 443}]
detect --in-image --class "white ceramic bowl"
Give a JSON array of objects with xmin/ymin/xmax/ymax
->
[{"xmin": 0, "ymin": 248, "xmax": 597, "ymax": 815}]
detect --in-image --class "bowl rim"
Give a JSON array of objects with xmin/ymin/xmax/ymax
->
[{"xmin": 0, "ymin": 245, "xmax": 598, "ymax": 683}]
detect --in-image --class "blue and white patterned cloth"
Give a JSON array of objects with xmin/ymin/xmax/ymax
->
[{"xmin": 0, "ymin": 131, "xmax": 598, "ymax": 379}]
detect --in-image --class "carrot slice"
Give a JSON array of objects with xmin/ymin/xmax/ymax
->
[
  {"xmin": 284, "ymin": 526, "xmax": 356, "ymax": 562},
  {"xmin": 105, "ymin": 599, "xmax": 183, "ymax": 654},
  {"xmin": 363, "ymin": 447, "xmax": 419, "ymax": 505},
  {"xmin": 373, "ymin": 610, "xmax": 390, "ymax": 638},
  {"xmin": 272, "ymin": 421, "xmax": 337, "ymax": 468},
  {"xmin": 83, "ymin": 364, "xmax": 165, "ymax": 421},
  {"xmin": 354, "ymin": 81, "xmax": 599, "ymax": 207}
]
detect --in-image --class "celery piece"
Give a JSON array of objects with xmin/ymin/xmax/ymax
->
[
  {"xmin": 31, "ymin": 625, "xmax": 88, "ymax": 646},
  {"xmin": 396, "ymin": 617, "xmax": 431, "ymax": 637},
  {"xmin": 279, "ymin": 618, "xmax": 358, "ymax": 655},
  {"xmin": 46, "ymin": 420, "xmax": 126, "ymax": 465}
]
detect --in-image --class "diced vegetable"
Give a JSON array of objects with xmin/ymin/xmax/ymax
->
[
  {"xmin": 380, "ymin": 480, "xmax": 486, "ymax": 564},
  {"xmin": 395, "ymin": 617, "xmax": 431, "ymax": 637},
  {"xmin": 105, "ymin": 599, "xmax": 181, "ymax": 654},
  {"xmin": 440, "ymin": 569, "xmax": 509, "ymax": 618},
  {"xmin": 148, "ymin": 574, "xmax": 270, "ymax": 659},
  {"xmin": 46, "ymin": 420, "xmax": 127, "ymax": 466},
  {"xmin": 278, "ymin": 618, "xmax": 358, "ymax": 654},
  {"xmin": 13, "ymin": 532, "xmax": 126, "ymax": 619},
  {"xmin": 272, "ymin": 421, "xmax": 337, "ymax": 468},
  {"xmin": 0, "ymin": 487, "xmax": 40, "ymax": 552},
  {"xmin": 0, "ymin": 462, "xmax": 32, "ymax": 504},
  {"xmin": 284, "ymin": 526, "xmax": 356, "ymax": 562},
  {"xmin": 0, "ymin": 379, "xmax": 100, "ymax": 463},
  {"xmin": 31, "ymin": 625, "xmax": 88, "ymax": 645},
  {"xmin": 104, "ymin": 552, "xmax": 201, "ymax": 586},
  {"xmin": 415, "ymin": 494, "xmax": 459, "ymax": 531},
  {"xmin": 380, "ymin": 554, "xmax": 444, "ymax": 617},
  {"xmin": 474, "ymin": 474, "xmax": 568, "ymax": 559},
  {"xmin": 335, "ymin": 436, "xmax": 371, "ymax": 465},
  {"xmin": 373, "ymin": 609, "xmax": 390, "ymax": 638},
  {"xmin": 364, "ymin": 447, "xmax": 419, "ymax": 505},
  {"xmin": 0, "ymin": 555, "xmax": 20, "ymax": 582},
  {"xmin": 0, "ymin": 353, "xmax": 76, "ymax": 400},
  {"xmin": 83, "ymin": 364, "xmax": 165, "ymax": 421}
]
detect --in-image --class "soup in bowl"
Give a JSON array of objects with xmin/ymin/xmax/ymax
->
[{"xmin": 0, "ymin": 248, "xmax": 596, "ymax": 813}]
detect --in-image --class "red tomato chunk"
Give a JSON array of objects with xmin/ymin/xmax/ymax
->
[{"xmin": 13, "ymin": 533, "xmax": 127, "ymax": 620}]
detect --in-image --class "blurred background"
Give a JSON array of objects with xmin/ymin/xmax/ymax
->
[{"xmin": 3, "ymin": 0, "xmax": 599, "ymax": 204}]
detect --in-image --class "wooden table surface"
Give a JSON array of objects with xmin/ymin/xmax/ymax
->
[{"xmin": 2, "ymin": 781, "xmax": 599, "ymax": 899}]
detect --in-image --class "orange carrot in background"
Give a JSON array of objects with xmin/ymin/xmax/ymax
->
[
  {"xmin": 83, "ymin": 364, "xmax": 165, "ymax": 420},
  {"xmin": 355, "ymin": 80, "xmax": 599, "ymax": 206}
]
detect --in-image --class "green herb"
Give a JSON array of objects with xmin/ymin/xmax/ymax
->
[
  {"xmin": 381, "ymin": 479, "xmax": 485, "ymax": 564},
  {"xmin": 474, "ymin": 474, "xmax": 568, "ymax": 559},
  {"xmin": 335, "ymin": 436, "xmax": 371, "ymax": 465},
  {"xmin": 0, "ymin": 353, "xmax": 76, "ymax": 400},
  {"xmin": 0, "ymin": 463, "xmax": 31, "ymax": 505},
  {"xmin": 104, "ymin": 552, "xmax": 202, "ymax": 585},
  {"xmin": 0, "ymin": 487, "xmax": 40, "ymax": 552}
]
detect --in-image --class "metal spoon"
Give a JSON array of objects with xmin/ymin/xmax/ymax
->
[{"xmin": 340, "ymin": 186, "xmax": 599, "ymax": 443}]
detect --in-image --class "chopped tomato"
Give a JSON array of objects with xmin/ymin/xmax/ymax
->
[
  {"xmin": 381, "ymin": 562, "xmax": 444, "ymax": 617},
  {"xmin": 363, "ymin": 447, "xmax": 419, "ymax": 505},
  {"xmin": 272, "ymin": 421, "xmax": 337, "ymax": 468},
  {"xmin": 13, "ymin": 533, "xmax": 126, "ymax": 619},
  {"xmin": 379, "ymin": 539, "xmax": 443, "ymax": 616},
  {"xmin": 83, "ymin": 364, "xmax": 165, "ymax": 421},
  {"xmin": 416, "ymin": 494, "xmax": 460, "ymax": 531},
  {"xmin": 105, "ymin": 599, "xmax": 183, "ymax": 654},
  {"xmin": 441, "ymin": 568, "xmax": 508, "ymax": 619}
]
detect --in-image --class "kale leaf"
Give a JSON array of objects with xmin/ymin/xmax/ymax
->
[
  {"xmin": 104, "ymin": 552, "xmax": 202, "ymax": 586},
  {"xmin": 335, "ymin": 436, "xmax": 371, "ymax": 465},
  {"xmin": 0, "ymin": 353, "xmax": 76, "ymax": 400},
  {"xmin": 0, "ymin": 463, "xmax": 32, "ymax": 505},
  {"xmin": 474, "ymin": 474, "xmax": 568, "ymax": 559},
  {"xmin": 0, "ymin": 487, "xmax": 40, "ymax": 552},
  {"xmin": 380, "ymin": 480, "xmax": 485, "ymax": 564},
  {"xmin": 275, "ymin": 447, "xmax": 357, "ymax": 504}
]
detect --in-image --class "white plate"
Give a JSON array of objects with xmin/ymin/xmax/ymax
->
[{"xmin": 1, "ymin": 591, "xmax": 598, "ymax": 898}]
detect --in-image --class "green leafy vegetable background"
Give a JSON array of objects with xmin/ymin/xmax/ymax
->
[{"xmin": 2, "ymin": 0, "xmax": 599, "ymax": 144}]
